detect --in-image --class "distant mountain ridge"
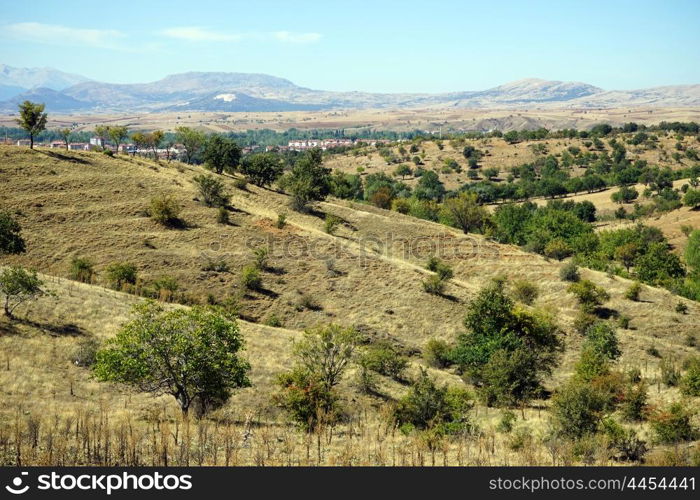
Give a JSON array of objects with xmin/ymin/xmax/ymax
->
[{"xmin": 1, "ymin": 66, "xmax": 698, "ymax": 112}]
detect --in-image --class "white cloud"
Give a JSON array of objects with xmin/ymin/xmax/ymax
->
[
  {"xmin": 0, "ymin": 22, "xmax": 126, "ymax": 49},
  {"xmin": 160, "ymin": 27, "xmax": 242, "ymax": 42},
  {"xmin": 160, "ymin": 26, "xmax": 322, "ymax": 44},
  {"xmin": 273, "ymin": 31, "xmax": 322, "ymax": 44}
]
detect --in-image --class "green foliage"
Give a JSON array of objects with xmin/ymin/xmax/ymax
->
[
  {"xmin": 680, "ymin": 357, "xmax": 700, "ymax": 397},
  {"xmin": 660, "ymin": 357, "xmax": 681, "ymax": 387},
  {"xmin": 175, "ymin": 126, "xmax": 206, "ymax": 164},
  {"xmin": 193, "ymin": 174, "xmax": 229, "ymax": 207},
  {"xmin": 71, "ymin": 337, "xmax": 100, "ymax": 368},
  {"xmin": 567, "ymin": 279, "xmax": 610, "ymax": 313},
  {"xmin": 559, "ymin": 262, "xmax": 580, "ymax": 282},
  {"xmin": 275, "ymin": 367, "xmax": 340, "ymax": 431},
  {"xmin": 149, "ymin": 194, "xmax": 182, "ymax": 226},
  {"xmin": 240, "ymin": 265, "xmax": 262, "ymax": 291},
  {"xmin": 585, "ymin": 322, "xmax": 621, "ymax": 361},
  {"xmin": 650, "ymin": 402, "xmax": 698, "ymax": 444},
  {"xmin": 279, "ymin": 149, "xmax": 331, "ymax": 211},
  {"xmin": 240, "ymin": 153, "xmax": 284, "ymax": 187},
  {"xmin": 423, "ymin": 338, "xmax": 452, "ymax": 368},
  {"xmin": 551, "ymin": 380, "xmax": 609, "ymax": 439},
  {"xmin": 452, "ymin": 280, "xmax": 561, "ymax": 407},
  {"xmin": 425, "ymin": 257, "xmax": 453, "ymax": 280},
  {"xmin": 620, "ymin": 382, "xmax": 648, "ymax": 422},
  {"xmin": 276, "ymin": 212, "xmax": 287, "ymax": 229},
  {"xmin": 600, "ymin": 418, "xmax": 648, "ymax": 462},
  {"xmin": 625, "ymin": 282, "xmax": 642, "ymax": 301},
  {"xmin": 217, "ymin": 206, "xmax": 229, "ymax": 224},
  {"xmin": 393, "ymin": 369, "xmax": 473, "ymax": 435},
  {"xmin": 0, "ymin": 266, "xmax": 50, "ymax": 318},
  {"xmin": 94, "ymin": 302, "xmax": 250, "ymax": 415},
  {"xmin": 359, "ymin": 341, "xmax": 408, "ymax": 381},
  {"xmin": 611, "ymin": 186, "xmax": 639, "ymax": 204},
  {"xmin": 683, "ymin": 188, "xmax": 700, "ymax": 208},
  {"xmin": 324, "ymin": 214, "xmax": 342, "ymax": 234},
  {"xmin": 544, "ymin": 238, "xmax": 572, "ymax": 261},
  {"xmin": 329, "ymin": 171, "xmax": 364, "ymax": 200},
  {"xmin": 0, "ymin": 211, "xmax": 26, "ymax": 255},
  {"xmin": 105, "ymin": 262, "xmax": 138, "ymax": 290},
  {"xmin": 634, "ymin": 242, "xmax": 685, "ymax": 284},
  {"xmin": 685, "ymin": 230, "xmax": 700, "ymax": 271},
  {"xmin": 16, "ymin": 100, "xmax": 47, "ymax": 148},
  {"xmin": 203, "ymin": 135, "xmax": 241, "ymax": 174},
  {"xmin": 422, "ymin": 275, "xmax": 446, "ymax": 295},
  {"xmin": 438, "ymin": 192, "xmax": 490, "ymax": 234},
  {"xmin": 252, "ymin": 246, "xmax": 270, "ymax": 271},
  {"xmin": 676, "ymin": 301, "xmax": 688, "ymax": 314},
  {"xmin": 496, "ymin": 411, "xmax": 517, "ymax": 433},
  {"xmin": 511, "ymin": 279, "xmax": 538, "ymax": 305},
  {"xmin": 414, "ymin": 170, "xmax": 445, "ymax": 201},
  {"xmin": 69, "ymin": 257, "xmax": 95, "ymax": 283}
]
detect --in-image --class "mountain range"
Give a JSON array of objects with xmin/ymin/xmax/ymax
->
[{"xmin": 1, "ymin": 64, "xmax": 699, "ymax": 113}]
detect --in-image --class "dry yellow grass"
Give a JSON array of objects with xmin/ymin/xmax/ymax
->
[{"xmin": 1, "ymin": 145, "xmax": 699, "ymax": 465}]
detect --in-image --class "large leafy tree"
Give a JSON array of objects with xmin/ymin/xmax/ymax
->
[
  {"xmin": 108, "ymin": 126, "xmax": 129, "ymax": 154},
  {"xmin": 452, "ymin": 280, "xmax": 562, "ymax": 407},
  {"xmin": 175, "ymin": 126, "xmax": 207, "ymax": 164},
  {"xmin": 439, "ymin": 192, "xmax": 490, "ymax": 234},
  {"xmin": 203, "ymin": 135, "xmax": 241, "ymax": 174},
  {"xmin": 279, "ymin": 149, "xmax": 331, "ymax": 211},
  {"xmin": 0, "ymin": 266, "xmax": 50, "ymax": 319},
  {"xmin": 240, "ymin": 152, "xmax": 284, "ymax": 187},
  {"xmin": 94, "ymin": 302, "xmax": 250, "ymax": 416},
  {"xmin": 686, "ymin": 230, "xmax": 700, "ymax": 272},
  {"xmin": 0, "ymin": 211, "xmax": 26, "ymax": 255},
  {"xmin": 16, "ymin": 101, "xmax": 47, "ymax": 149}
]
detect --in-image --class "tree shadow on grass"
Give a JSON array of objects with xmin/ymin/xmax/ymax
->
[
  {"xmin": 23, "ymin": 319, "xmax": 87, "ymax": 337},
  {"xmin": 39, "ymin": 150, "xmax": 92, "ymax": 165}
]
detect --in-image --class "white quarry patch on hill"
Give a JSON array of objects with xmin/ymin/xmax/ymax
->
[{"xmin": 214, "ymin": 93, "xmax": 237, "ymax": 102}]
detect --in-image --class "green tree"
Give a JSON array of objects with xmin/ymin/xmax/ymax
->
[
  {"xmin": 57, "ymin": 128, "xmax": 72, "ymax": 149},
  {"xmin": 452, "ymin": 280, "xmax": 562, "ymax": 407},
  {"xmin": 394, "ymin": 164, "xmax": 412, "ymax": 179},
  {"xmin": 240, "ymin": 152, "xmax": 284, "ymax": 187},
  {"xmin": 94, "ymin": 302, "xmax": 250, "ymax": 416},
  {"xmin": 16, "ymin": 101, "xmax": 47, "ymax": 149},
  {"xmin": 684, "ymin": 189, "xmax": 700, "ymax": 209},
  {"xmin": 0, "ymin": 211, "xmax": 26, "ymax": 255},
  {"xmin": 567, "ymin": 280, "xmax": 610, "ymax": 313},
  {"xmin": 551, "ymin": 380, "xmax": 608, "ymax": 439},
  {"xmin": 203, "ymin": 135, "xmax": 241, "ymax": 174},
  {"xmin": 0, "ymin": 266, "xmax": 50, "ymax": 318},
  {"xmin": 414, "ymin": 170, "xmax": 445, "ymax": 201},
  {"xmin": 439, "ymin": 192, "xmax": 490, "ymax": 234},
  {"xmin": 193, "ymin": 174, "xmax": 229, "ymax": 207},
  {"xmin": 175, "ymin": 126, "xmax": 207, "ymax": 164},
  {"xmin": 279, "ymin": 149, "xmax": 331, "ymax": 211},
  {"xmin": 108, "ymin": 126, "xmax": 129, "ymax": 154},
  {"xmin": 146, "ymin": 130, "xmax": 165, "ymax": 160}
]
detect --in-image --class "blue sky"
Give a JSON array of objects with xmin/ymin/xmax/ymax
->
[{"xmin": 0, "ymin": 0, "xmax": 698, "ymax": 92}]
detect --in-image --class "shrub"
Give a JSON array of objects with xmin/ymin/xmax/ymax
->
[
  {"xmin": 69, "ymin": 257, "xmax": 95, "ymax": 283},
  {"xmin": 264, "ymin": 314, "xmax": 283, "ymax": 328},
  {"xmin": 0, "ymin": 266, "xmax": 50, "ymax": 318},
  {"xmin": 551, "ymin": 380, "xmax": 608, "ymax": 439},
  {"xmin": 620, "ymin": 382, "xmax": 648, "ymax": 422},
  {"xmin": 573, "ymin": 310, "xmax": 597, "ymax": 335},
  {"xmin": 496, "ymin": 411, "xmax": 517, "ymax": 433},
  {"xmin": 252, "ymin": 246, "xmax": 270, "ymax": 271},
  {"xmin": 217, "ymin": 207, "xmax": 229, "ymax": 224},
  {"xmin": 601, "ymin": 418, "xmax": 647, "ymax": 462},
  {"xmin": 105, "ymin": 262, "xmax": 137, "ymax": 290},
  {"xmin": 392, "ymin": 369, "xmax": 473, "ymax": 435},
  {"xmin": 276, "ymin": 213, "xmax": 287, "ymax": 229},
  {"xmin": 324, "ymin": 214, "xmax": 342, "ymax": 234},
  {"xmin": 233, "ymin": 177, "xmax": 248, "ymax": 190},
  {"xmin": 423, "ymin": 338, "xmax": 452, "ymax": 368},
  {"xmin": 275, "ymin": 367, "xmax": 340, "ymax": 431},
  {"xmin": 567, "ymin": 279, "xmax": 610, "ymax": 313},
  {"xmin": 152, "ymin": 275, "xmax": 179, "ymax": 300},
  {"xmin": 149, "ymin": 194, "xmax": 181, "ymax": 226},
  {"xmin": 675, "ymin": 301, "xmax": 688, "ymax": 314},
  {"xmin": 193, "ymin": 174, "xmax": 229, "ymax": 207},
  {"xmin": 660, "ymin": 357, "xmax": 681, "ymax": 386},
  {"xmin": 680, "ymin": 357, "xmax": 700, "ymax": 396},
  {"xmin": 359, "ymin": 342, "xmax": 408, "ymax": 381},
  {"xmin": 201, "ymin": 258, "xmax": 230, "ymax": 273},
  {"xmin": 392, "ymin": 198, "xmax": 411, "ymax": 214},
  {"xmin": 240, "ymin": 266, "xmax": 262, "ymax": 291},
  {"xmin": 425, "ymin": 257, "xmax": 453, "ymax": 280},
  {"xmin": 559, "ymin": 262, "xmax": 580, "ymax": 282},
  {"xmin": 544, "ymin": 238, "xmax": 573, "ymax": 261},
  {"xmin": 295, "ymin": 293, "xmax": 321, "ymax": 311},
  {"xmin": 617, "ymin": 314, "xmax": 631, "ymax": 329},
  {"xmin": 422, "ymin": 275, "xmax": 445, "ymax": 295},
  {"xmin": 71, "ymin": 337, "xmax": 100, "ymax": 367},
  {"xmin": 0, "ymin": 210, "xmax": 26, "ymax": 255},
  {"xmin": 624, "ymin": 282, "xmax": 642, "ymax": 301},
  {"xmin": 511, "ymin": 279, "xmax": 538, "ymax": 305},
  {"xmin": 585, "ymin": 322, "xmax": 621, "ymax": 360},
  {"xmin": 650, "ymin": 402, "xmax": 698, "ymax": 444}
]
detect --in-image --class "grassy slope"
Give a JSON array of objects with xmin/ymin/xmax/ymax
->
[{"xmin": 0, "ymin": 145, "xmax": 698, "ymax": 464}]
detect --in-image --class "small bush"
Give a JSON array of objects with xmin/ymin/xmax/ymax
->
[
  {"xmin": 241, "ymin": 265, "xmax": 262, "ymax": 291},
  {"xmin": 69, "ymin": 257, "xmax": 95, "ymax": 283},
  {"xmin": 360, "ymin": 341, "xmax": 408, "ymax": 381},
  {"xmin": 647, "ymin": 345, "xmax": 661, "ymax": 358},
  {"xmin": 497, "ymin": 411, "xmax": 517, "ymax": 433},
  {"xmin": 551, "ymin": 380, "xmax": 608, "ymax": 439},
  {"xmin": 675, "ymin": 301, "xmax": 688, "ymax": 314},
  {"xmin": 149, "ymin": 194, "xmax": 181, "ymax": 226},
  {"xmin": 233, "ymin": 177, "xmax": 248, "ymax": 190},
  {"xmin": 422, "ymin": 275, "xmax": 446, "ymax": 296},
  {"xmin": 650, "ymin": 402, "xmax": 698, "ymax": 444},
  {"xmin": 324, "ymin": 214, "xmax": 342, "ymax": 235},
  {"xmin": 680, "ymin": 357, "xmax": 700, "ymax": 397},
  {"xmin": 425, "ymin": 257, "xmax": 453, "ymax": 280},
  {"xmin": 617, "ymin": 314, "xmax": 631, "ymax": 329},
  {"xmin": 423, "ymin": 338, "xmax": 452, "ymax": 368},
  {"xmin": 625, "ymin": 282, "xmax": 642, "ymax": 301},
  {"xmin": 512, "ymin": 279, "xmax": 538, "ymax": 305},
  {"xmin": 217, "ymin": 207, "xmax": 229, "ymax": 224},
  {"xmin": 105, "ymin": 262, "xmax": 137, "ymax": 289},
  {"xmin": 71, "ymin": 337, "xmax": 100, "ymax": 367},
  {"xmin": 544, "ymin": 239, "xmax": 573, "ymax": 261},
  {"xmin": 193, "ymin": 174, "xmax": 229, "ymax": 207},
  {"xmin": 559, "ymin": 262, "xmax": 580, "ymax": 282},
  {"xmin": 620, "ymin": 382, "xmax": 648, "ymax": 422},
  {"xmin": 201, "ymin": 258, "xmax": 230, "ymax": 273},
  {"xmin": 295, "ymin": 293, "xmax": 321, "ymax": 311},
  {"xmin": 601, "ymin": 418, "xmax": 647, "ymax": 462},
  {"xmin": 660, "ymin": 357, "xmax": 681, "ymax": 387},
  {"xmin": 276, "ymin": 213, "xmax": 287, "ymax": 229},
  {"xmin": 252, "ymin": 246, "xmax": 270, "ymax": 271},
  {"xmin": 573, "ymin": 310, "xmax": 597, "ymax": 335},
  {"xmin": 567, "ymin": 279, "xmax": 610, "ymax": 313},
  {"xmin": 152, "ymin": 275, "xmax": 179, "ymax": 300},
  {"xmin": 264, "ymin": 314, "xmax": 283, "ymax": 328}
]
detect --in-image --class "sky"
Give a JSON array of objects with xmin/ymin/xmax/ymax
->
[{"xmin": 0, "ymin": 0, "xmax": 698, "ymax": 93}]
